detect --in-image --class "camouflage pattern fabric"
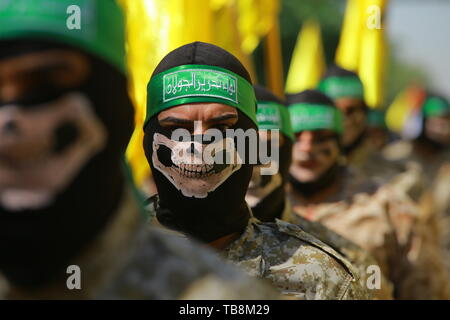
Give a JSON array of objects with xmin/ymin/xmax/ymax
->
[
  {"xmin": 0, "ymin": 188, "xmax": 280, "ymax": 300},
  {"xmin": 284, "ymin": 202, "xmax": 393, "ymax": 300},
  {"xmin": 285, "ymin": 168, "xmax": 450, "ymax": 299},
  {"xmin": 348, "ymin": 140, "xmax": 408, "ymax": 186},
  {"xmin": 224, "ymin": 216, "xmax": 370, "ymax": 300}
]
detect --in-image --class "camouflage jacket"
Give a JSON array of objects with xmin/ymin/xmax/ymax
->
[
  {"xmin": 0, "ymin": 188, "xmax": 280, "ymax": 300},
  {"xmin": 283, "ymin": 201, "xmax": 393, "ymax": 300},
  {"xmin": 347, "ymin": 141, "xmax": 408, "ymax": 186},
  {"xmin": 425, "ymin": 163, "xmax": 450, "ymax": 283},
  {"xmin": 223, "ymin": 215, "xmax": 370, "ymax": 300},
  {"xmin": 285, "ymin": 168, "xmax": 450, "ymax": 299},
  {"xmin": 383, "ymin": 140, "xmax": 450, "ymax": 188}
]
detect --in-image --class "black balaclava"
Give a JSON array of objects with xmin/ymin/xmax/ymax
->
[
  {"xmin": 248, "ymin": 85, "xmax": 292, "ymax": 222},
  {"xmin": 287, "ymin": 90, "xmax": 343, "ymax": 197},
  {"xmin": 320, "ymin": 65, "xmax": 368, "ymax": 155},
  {"xmin": 143, "ymin": 42, "xmax": 256, "ymax": 243},
  {"xmin": 0, "ymin": 40, "xmax": 134, "ymax": 288}
]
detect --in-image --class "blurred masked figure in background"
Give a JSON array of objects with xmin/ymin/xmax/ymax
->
[
  {"xmin": 247, "ymin": 85, "xmax": 393, "ymax": 299},
  {"xmin": 284, "ymin": 89, "xmax": 449, "ymax": 299}
]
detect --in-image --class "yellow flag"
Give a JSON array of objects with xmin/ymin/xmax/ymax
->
[
  {"xmin": 335, "ymin": 0, "xmax": 363, "ymax": 72},
  {"xmin": 285, "ymin": 19, "xmax": 325, "ymax": 94},
  {"xmin": 358, "ymin": 0, "xmax": 388, "ymax": 108},
  {"xmin": 237, "ymin": 0, "xmax": 280, "ymax": 54}
]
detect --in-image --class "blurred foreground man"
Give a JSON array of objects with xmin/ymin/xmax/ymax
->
[
  {"xmin": 284, "ymin": 90, "xmax": 449, "ymax": 299},
  {"xmin": 0, "ymin": 0, "xmax": 281, "ymax": 300},
  {"xmin": 144, "ymin": 42, "xmax": 369, "ymax": 300},
  {"xmin": 247, "ymin": 85, "xmax": 393, "ymax": 299}
]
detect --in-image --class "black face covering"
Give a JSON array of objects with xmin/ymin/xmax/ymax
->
[
  {"xmin": 289, "ymin": 161, "xmax": 342, "ymax": 197},
  {"xmin": 144, "ymin": 112, "xmax": 254, "ymax": 243},
  {"xmin": 251, "ymin": 138, "xmax": 292, "ymax": 222},
  {"xmin": 143, "ymin": 42, "xmax": 256, "ymax": 243},
  {"xmin": 0, "ymin": 40, "xmax": 134, "ymax": 288}
]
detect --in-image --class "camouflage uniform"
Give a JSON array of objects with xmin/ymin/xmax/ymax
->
[
  {"xmin": 283, "ymin": 201, "xmax": 393, "ymax": 300},
  {"xmin": 0, "ymin": 188, "xmax": 280, "ymax": 300},
  {"xmin": 425, "ymin": 164, "xmax": 450, "ymax": 286},
  {"xmin": 223, "ymin": 215, "xmax": 370, "ymax": 300},
  {"xmin": 348, "ymin": 140, "xmax": 409, "ymax": 186},
  {"xmin": 285, "ymin": 168, "xmax": 450, "ymax": 299}
]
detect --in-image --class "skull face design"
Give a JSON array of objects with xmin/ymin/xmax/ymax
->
[
  {"xmin": 246, "ymin": 161, "xmax": 282, "ymax": 207},
  {"xmin": 0, "ymin": 92, "xmax": 107, "ymax": 211},
  {"xmin": 152, "ymin": 132, "xmax": 242, "ymax": 198}
]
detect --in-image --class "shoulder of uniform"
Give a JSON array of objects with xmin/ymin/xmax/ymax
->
[
  {"xmin": 382, "ymin": 140, "xmax": 413, "ymax": 161},
  {"xmin": 273, "ymin": 219, "xmax": 360, "ymax": 281}
]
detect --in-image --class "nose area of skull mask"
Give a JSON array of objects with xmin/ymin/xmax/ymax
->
[
  {"xmin": 0, "ymin": 92, "xmax": 107, "ymax": 211},
  {"xmin": 149, "ymin": 125, "xmax": 245, "ymax": 199}
]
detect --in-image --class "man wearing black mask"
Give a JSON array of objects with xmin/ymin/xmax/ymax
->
[
  {"xmin": 144, "ymin": 41, "xmax": 368, "ymax": 299},
  {"xmin": 0, "ymin": 0, "xmax": 281, "ymax": 300}
]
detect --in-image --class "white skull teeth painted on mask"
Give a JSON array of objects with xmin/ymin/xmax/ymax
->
[
  {"xmin": 152, "ymin": 132, "xmax": 242, "ymax": 198},
  {"xmin": 0, "ymin": 92, "xmax": 107, "ymax": 211}
]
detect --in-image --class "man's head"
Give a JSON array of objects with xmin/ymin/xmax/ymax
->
[
  {"xmin": 0, "ymin": 0, "xmax": 134, "ymax": 287},
  {"xmin": 246, "ymin": 85, "xmax": 294, "ymax": 221},
  {"xmin": 421, "ymin": 95, "xmax": 450, "ymax": 147},
  {"xmin": 143, "ymin": 41, "xmax": 257, "ymax": 242},
  {"xmin": 288, "ymin": 90, "xmax": 343, "ymax": 193},
  {"xmin": 366, "ymin": 109, "xmax": 389, "ymax": 150},
  {"xmin": 318, "ymin": 65, "xmax": 366, "ymax": 152}
]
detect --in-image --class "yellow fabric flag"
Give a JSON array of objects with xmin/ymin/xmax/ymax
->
[
  {"xmin": 119, "ymin": 0, "xmax": 277, "ymax": 186},
  {"xmin": 386, "ymin": 89, "xmax": 409, "ymax": 133},
  {"xmin": 285, "ymin": 19, "xmax": 326, "ymax": 94},
  {"xmin": 264, "ymin": 19, "xmax": 284, "ymax": 98},
  {"xmin": 358, "ymin": 0, "xmax": 388, "ymax": 109},
  {"xmin": 335, "ymin": 0, "xmax": 363, "ymax": 72},
  {"xmin": 237, "ymin": 0, "xmax": 279, "ymax": 54}
]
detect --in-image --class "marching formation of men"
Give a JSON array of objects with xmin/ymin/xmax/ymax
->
[{"xmin": 0, "ymin": 0, "xmax": 449, "ymax": 300}]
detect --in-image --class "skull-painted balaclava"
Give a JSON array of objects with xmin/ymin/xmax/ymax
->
[
  {"xmin": 0, "ymin": 0, "xmax": 134, "ymax": 288},
  {"xmin": 143, "ymin": 42, "xmax": 258, "ymax": 243},
  {"xmin": 246, "ymin": 85, "xmax": 294, "ymax": 222},
  {"xmin": 287, "ymin": 90, "xmax": 344, "ymax": 196},
  {"xmin": 318, "ymin": 65, "xmax": 367, "ymax": 155}
]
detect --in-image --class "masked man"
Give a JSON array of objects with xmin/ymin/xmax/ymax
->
[
  {"xmin": 318, "ymin": 65, "xmax": 406, "ymax": 185},
  {"xmin": 284, "ymin": 90, "xmax": 449, "ymax": 299},
  {"xmin": 247, "ymin": 85, "xmax": 392, "ymax": 299},
  {"xmin": 143, "ymin": 41, "xmax": 369, "ymax": 300},
  {"xmin": 0, "ymin": 0, "xmax": 281, "ymax": 300}
]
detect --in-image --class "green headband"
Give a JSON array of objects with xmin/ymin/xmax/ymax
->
[
  {"xmin": 423, "ymin": 97, "xmax": 450, "ymax": 118},
  {"xmin": 0, "ymin": 0, "xmax": 126, "ymax": 73},
  {"xmin": 318, "ymin": 76, "xmax": 364, "ymax": 100},
  {"xmin": 145, "ymin": 64, "xmax": 257, "ymax": 126},
  {"xmin": 289, "ymin": 103, "xmax": 344, "ymax": 134},
  {"xmin": 256, "ymin": 101, "xmax": 294, "ymax": 141}
]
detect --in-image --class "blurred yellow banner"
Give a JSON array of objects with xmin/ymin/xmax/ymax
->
[
  {"xmin": 336, "ymin": 0, "xmax": 389, "ymax": 109},
  {"xmin": 285, "ymin": 19, "xmax": 325, "ymax": 94},
  {"xmin": 335, "ymin": 0, "xmax": 363, "ymax": 72},
  {"xmin": 119, "ymin": 0, "xmax": 279, "ymax": 186},
  {"xmin": 358, "ymin": 0, "xmax": 388, "ymax": 109}
]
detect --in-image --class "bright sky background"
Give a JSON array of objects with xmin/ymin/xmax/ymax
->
[{"xmin": 387, "ymin": 0, "xmax": 450, "ymax": 99}]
